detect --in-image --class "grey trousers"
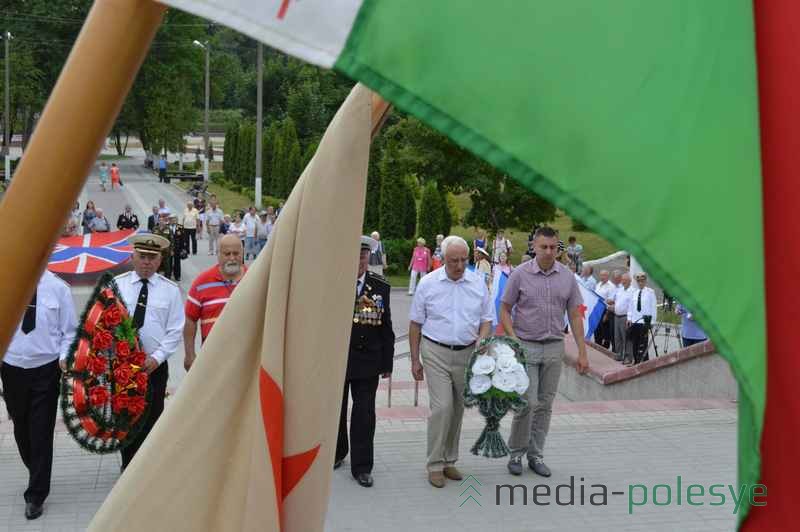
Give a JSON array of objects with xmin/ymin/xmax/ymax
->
[
  {"xmin": 613, "ymin": 314, "xmax": 630, "ymax": 360},
  {"xmin": 421, "ymin": 338, "xmax": 469, "ymax": 472},
  {"xmin": 507, "ymin": 339, "xmax": 564, "ymax": 461}
]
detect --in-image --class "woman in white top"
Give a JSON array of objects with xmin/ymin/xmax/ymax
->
[
  {"xmin": 255, "ymin": 211, "xmax": 272, "ymax": 256},
  {"xmin": 228, "ymin": 213, "xmax": 247, "ymax": 259}
]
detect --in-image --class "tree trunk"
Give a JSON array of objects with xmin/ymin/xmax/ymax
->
[
  {"xmin": 114, "ymin": 128, "xmax": 125, "ymax": 156},
  {"xmin": 122, "ymin": 133, "xmax": 129, "ymax": 156},
  {"xmin": 21, "ymin": 109, "xmax": 35, "ymax": 152}
]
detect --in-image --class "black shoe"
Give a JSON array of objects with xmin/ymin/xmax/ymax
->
[
  {"xmin": 333, "ymin": 459, "xmax": 344, "ymax": 470},
  {"xmin": 529, "ymin": 457, "xmax": 551, "ymax": 477},
  {"xmin": 354, "ymin": 473, "xmax": 373, "ymax": 488},
  {"xmin": 25, "ymin": 502, "xmax": 43, "ymax": 520}
]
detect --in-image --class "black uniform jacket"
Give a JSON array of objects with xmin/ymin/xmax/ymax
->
[{"xmin": 346, "ymin": 272, "xmax": 395, "ymax": 379}]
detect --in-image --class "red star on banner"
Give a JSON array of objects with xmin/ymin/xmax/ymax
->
[
  {"xmin": 577, "ymin": 304, "xmax": 588, "ymax": 319},
  {"xmin": 259, "ymin": 368, "xmax": 320, "ymax": 527},
  {"xmin": 277, "ymin": 0, "xmax": 291, "ymax": 19}
]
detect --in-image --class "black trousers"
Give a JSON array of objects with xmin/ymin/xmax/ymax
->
[
  {"xmin": 0, "ymin": 359, "xmax": 60, "ymax": 505},
  {"xmin": 185, "ymin": 229, "xmax": 197, "ymax": 255},
  {"xmin": 171, "ymin": 251, "xmax": 182, "ymax": 281},
  {"xmin": 628, "ymin": 324, "xmax": 650, "ymax": 364},
  {"xmin": 158, "ymin": 168, "xmax": 166, "ymax": 182},
  {"xmin": 121, "ymin": 362, "xmax": 168, "ymax": 469},
  {"xmin": 335, "ymin": 376, "xmax": 379, "ymax": 476},
  {"xmin": 594, "ymin": 311, "xmax": 612, "ymax": 349}
]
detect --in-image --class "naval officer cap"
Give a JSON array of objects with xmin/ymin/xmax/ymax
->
[
  {"xmin": 129, "ymin": 232, "xmax": 170, "ymax": 255},
  {"xmin": 361, "ymin": 235, "xmax": 379, "ymax": 253}
]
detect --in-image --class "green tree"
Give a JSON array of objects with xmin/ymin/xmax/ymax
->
[
  {"xmin": 262, "ymin": 122, "xmax": 279, "ymax": 194},
  {"xmin": 284, "ymin": 139, "xmax": 303, "ymax": 193},
  {"xmin": 463, "ymin": 165, "xmax": 557, "ymax": 235},
  {"xmin": 403, "ymin": 175, "xmax": 419, "ymax": 239},
  {"xmin": 236, "ymin": 122, "xmax": 255, "ymax": 186},
  {"xmin": 271, "ymin": 134, "xmax": 286, "ymax": 197},
  {"xmin": 286, "ymin": 76, "xmax": 326, "ymax": 148},
  {"xmin": 362, "ymin": 135, "xmax": 384, "ymax": 233},
  {"xmin": 418, "ymin": 181, "xmax": 444, "ymax": 250},
  {"xmin": 223, "ymin": 122, "xmax": 239, "ymax": 180}
]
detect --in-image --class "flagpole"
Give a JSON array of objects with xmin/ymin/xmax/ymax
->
[
  {"xmin": 371, "ymin": 94, "xmax": 392, "ymax": 140},
  {"xmin": 0, "ymin": 0, "xmax": 165, "ymax": 359}
]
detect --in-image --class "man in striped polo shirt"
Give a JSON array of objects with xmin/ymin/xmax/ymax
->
[{"xmin": 183, "ymin": 234, "xmax": 247, "ymax": 370}]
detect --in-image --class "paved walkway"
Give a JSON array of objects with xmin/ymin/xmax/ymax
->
[{"xmin": 1, "ymin": 361, "xmax": 739, "ymax": 531}]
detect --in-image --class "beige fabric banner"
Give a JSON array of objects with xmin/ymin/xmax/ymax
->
[{"xmin": 89, "ymin": 83, "xmax": 372, "ymax": 532}]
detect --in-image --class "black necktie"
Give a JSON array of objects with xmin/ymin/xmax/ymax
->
[
  {"xmin": 133, "ymin": 278, "xmax": 149, "ymax": 329},
  {"xmin": 637, "ymin": 290, "xmax": 642, "ymax": 312},
  {"xmin": 21, "ymin": 288, "xmax": 37, "ymax": 334}
]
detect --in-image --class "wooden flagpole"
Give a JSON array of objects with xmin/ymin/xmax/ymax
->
[{"xmin": 0, "ymin": 0, "xmax": 165, "ymax": 358}]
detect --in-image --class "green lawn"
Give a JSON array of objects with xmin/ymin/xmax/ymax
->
[
  {"xmin": 448, "ymin": 193, "xmax": 615, "ymax": 264},
  {"xmin": 98, "ymin": 154, "xmax": 131, "ymax": 160},
  {"xmin": 175, "ymin": 182, "xmax": 253, "ymax": 214}
]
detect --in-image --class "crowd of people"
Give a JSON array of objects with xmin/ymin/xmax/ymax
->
[
  {"xmin": 3, "ymin": 215, "xmax": 710, "ymax": 519},
  {"xmin": 60, "ymin": 193, "xmax": 280, "ymax": 274}
]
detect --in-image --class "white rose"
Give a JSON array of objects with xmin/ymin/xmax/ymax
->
[
  {"xmin": 496, "ymin": 356, "xmax": 517, "ymax": 373},
  {"xmin": 469, "ymin": 374, "xmax": 492, "ymax": 395},
  {"xmin": 492, "ymin": 371, "xmax": 517, "ymax": 393},
  {"xmin": 492, "ymin": 343, "xmax": 515, "ymax": 359},
  {"xmin": 471, "ymin": 355, "xmax": 496, "ymax": 375},
  {"xmin": 512, "ymin": 367, "xmax": 530, "ymax": 394}
]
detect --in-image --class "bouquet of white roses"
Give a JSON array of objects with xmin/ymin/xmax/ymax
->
[{"xmin": 463, "ymin": 336, "xmax": 529, "ymax": 458}]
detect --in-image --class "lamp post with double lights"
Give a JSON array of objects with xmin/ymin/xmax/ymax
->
[{"xmin": 193, "ymin": 39, "xmax": 210, "ymax": 182}]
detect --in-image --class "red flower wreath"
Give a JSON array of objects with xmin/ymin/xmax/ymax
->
[{"xmin": 61, "ymin": 274, "xmax": 151, "ymax": 454}]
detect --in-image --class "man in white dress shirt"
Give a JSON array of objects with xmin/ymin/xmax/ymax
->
[
  {"xmin": 1, "ymin": 270, "xmax": 77, "ymax": 520},
  {"xmin": 576, "ymin": 265, "xmax": 597, "ymax": 292},
  {"xmin": 609, "ymin": 273, "xmax": 634, "ymax": 362},
  {"xmin": 627, "ymin": 272, "xmax": 658, "ymax": 364},
  {"xmin": 409, "ymin": 236, "xmax": 494, "ymax": 488},
  {"xmin": 115, "ymin": 233, "xmax": 185, "ymax": 470},
  {"xmin": 594, "ymin": 270, "xmax": 615, "ymax": 348}
]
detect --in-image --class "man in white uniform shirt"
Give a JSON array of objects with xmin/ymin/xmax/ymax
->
[
  {"xmin": 409, "ymin": 236, "xmax": 494, "ymax": 488},
  {"xmin": 114, "ymin": 233, "xmax": 184, "ymax": 470},
  {"xmin": 1, "ymin": 270, "xmax": 77, "ymax": 520},
  {"xmin": 610, "ymin": 273, "xmax": 634, "ymax": 362},
  {"xmin": 242, "ymin": 206, "xmax": 259, "ymax": 261},
  {"xmin": 627, "ymin": 272, "xmax": 658, "ymax": 364},
  {"xmin": 594, "ymin": 270, "xmax": 615, "ymax": 348}
]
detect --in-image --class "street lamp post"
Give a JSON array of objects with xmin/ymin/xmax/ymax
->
[
  {"xmin": 255, "ymin": 43, "xmax": 263, "ymax": 208},
  {"xmin": 193, "ymin": 39, "xmax": 210, "ymax": 182},
  {"xmin": 2, "ymin": 32, "xmax": 11, "ymax": 181}
]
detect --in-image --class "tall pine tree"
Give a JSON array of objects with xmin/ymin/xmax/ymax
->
[
  {"xmin": 262, "ymin": 122, "xmax": 279, "ymax": 195},
  {"xmin": 223, "ymin": 122, "xmax": 239, "ymax": 182},
  {"xmin": 418, "ymin": 180, "xmax": 445, "ymax": 249},
  {"xmin": 363, "ymin": 135, "xmax": 384, "ymax": 233}
]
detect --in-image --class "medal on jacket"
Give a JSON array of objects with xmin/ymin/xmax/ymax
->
[{"xmin": 354, "ymin": 294, "xmax": 378, "ymax": 326}]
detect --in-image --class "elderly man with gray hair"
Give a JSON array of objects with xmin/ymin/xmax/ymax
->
[
  {"xmin": 367, "ymin": 231, "xmax": 387, "ymax": 275},
  {"xmin": 408, "ymin": 235, "xmax": 495, "ymax": 488}
]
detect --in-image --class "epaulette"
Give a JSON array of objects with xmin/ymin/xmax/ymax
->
[
  {"xmin": 155, "ymin": 273, "xmax": 179, "ymax": 288},
  {"xmin": 48, "ymin": 271, "xmax": 72, "ymax": 290},
  {"xmin": 114, "ymin": 271, "xmax": 133, "ymax": 281}
]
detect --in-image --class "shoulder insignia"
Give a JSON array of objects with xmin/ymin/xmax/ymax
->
[
  {"xmin": 156, "ymin": 273, "xmax": 179, "ymax": 288},
  {"xmin": 49, "ymin": 272, "xmax": 71, "ymax": 290},
  {"xmin": 114, "ymin": 271, "xmax": 132, "ymax": 281}
]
